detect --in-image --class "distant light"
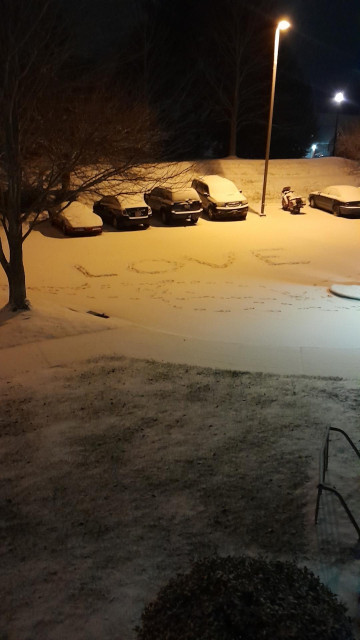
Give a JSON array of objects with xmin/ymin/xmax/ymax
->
[
  {"xmin": 334, "ymin": 91, "xmax": 345, "ymax": 104},
  {"xmin": 278, "ymin": 19, "xmax": 291, "ymax": 31},
  {"xmin": 311, "ymin": 144, "xmax": 317, "ymax": 151}
]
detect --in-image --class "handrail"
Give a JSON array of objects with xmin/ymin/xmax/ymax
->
[{"xmin": 315, "ymin": 426, "xmax": 360, "ymax": 539}]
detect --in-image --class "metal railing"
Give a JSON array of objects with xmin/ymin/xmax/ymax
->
[{"xmin": 315, "ymin": 427, "xmax": 360, "ymax": 539}]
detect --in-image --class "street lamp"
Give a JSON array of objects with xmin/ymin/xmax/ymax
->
[
  {"xmin": 332, "ymin": 91, "xmax": 345, "ymax": 156},
  {"xmin": 329, "ymin": 89, "xmax": 360, "ymax": 299},
  {"xmin": 260, "ymin": 19, "xmax": 290, "ymax": 216}
]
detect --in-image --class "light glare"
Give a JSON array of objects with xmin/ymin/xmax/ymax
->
[
  {"xmin": 334, "ymin": 91, "xmax": 345, "ymax": 104},
  {"xmin": 278, "ymin": 19, "xmax": 291, "ymax": 31}
]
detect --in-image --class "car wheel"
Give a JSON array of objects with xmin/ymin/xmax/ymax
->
[
  {"xmin": 112, "ymin": 216, "xmax": 118, "ymax": 229},
  {"xmin": 332, "ymin": 203, "xmax": 340, "ymax": 216},
  {"xmin": 61, "ymin": 222, "xmax": 68, "ymax": 235},
  {"xmin": 309, "ymin": 196, "xmax": 315, "ymax": 208},
  {"xmin": 142, "ymin": 223, "xmax": 149, "ymax": 229},
  {"xmin": 208, "ymin": 205, "xmax": 216, "ymax": 220},
  {"xmin": 161, "ymin": 209, "xmax": 169, "ymax": 225},
  {"xmin": 191, "ymin": 216, "xmax": 198, "ymax": 225}
]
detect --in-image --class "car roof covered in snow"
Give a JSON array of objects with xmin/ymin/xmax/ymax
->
[
  {"xmin": 197, "ymin": 175, "xmax": 243, "ymax": 199},
  {"xmin": 167, "ymin": 187, "xmax": 199, "ymax": 200},
  {"xmin": 324, "ymin": 185, "xmax": 360, "ymax": 201}
]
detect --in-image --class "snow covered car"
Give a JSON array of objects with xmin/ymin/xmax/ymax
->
[
  {"xmin": 191, "ymin": 175, "xmax": 248, "ymax": 220},
  {"xmin": 144, "ymin": 186, "xmax": 202, "ymax": 225},
  {"xmin": 308, "ymin": 185, "xmax": 360, "ymax": 217},
  {"xmin": 51, "ymin": 201, "xmax": 103, "ymax": 236},
  {"xmin": 93, "ymin": 194, "xmax": 151, "ymax": 230}
]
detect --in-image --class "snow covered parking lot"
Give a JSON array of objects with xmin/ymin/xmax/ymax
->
[{"xmin": 1, "ymin": 157, "xmax": 360, "ymax": 378}]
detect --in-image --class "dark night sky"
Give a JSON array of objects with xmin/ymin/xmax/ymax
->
[
  {"xmin": 67, "ymin": 0, "xmax": 360, "ymax": 112},
  {"xmin": 277, "ymin": 0, "xmax": 360, "ymax": 110}
]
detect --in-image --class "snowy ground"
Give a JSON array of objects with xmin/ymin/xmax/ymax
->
[
  {"xmin": 1, "ymin": 157, "xmax": 360, "ymax": 639},
  {"xmin": 1, "ymin": 157, "xmax": 360, "ymax": 376}
]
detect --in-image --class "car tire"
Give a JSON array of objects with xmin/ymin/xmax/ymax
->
[
  {"xmin": 332, "ymin": 203, "xmax": 340, "ymax": 216},
  {"xmin": 191, "ymin": 216, "xmax": 198, "ymax": 225},
  {"xmin": 142, "ymin": 223, "xmax": 149, "ymax": 229},
  {"xmin": 61, "ymin": 222, "xmax": 68, "ymax": 235},
  {"xmin": 208, "ymin": 205, "xmax": 216, "ymax": 220},
  {"xmin": 161, "ymin": 209, "xmax": 169, "ymax": 225},
  {"xmin": 309, "ymin": 196, "xmax": 315, "ymax": 208},
  {"xmin": 112, "ymin": 216, "xmax": 118, "ymax": 229}
]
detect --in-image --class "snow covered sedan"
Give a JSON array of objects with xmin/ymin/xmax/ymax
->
[
  {"xmin": 93, "ymin": 194, "xmax": 151, "ymax": 230},
  {"xmin": 191, "ymin": 175, "xmax": 248, "ymax": 220},
  {"xmin": 51, "ymin": 201, "xmax": 103, "ymax": 236},
  {"xmin": 308, "ymin": 185, "xmax": 360, "ymax": 217}
]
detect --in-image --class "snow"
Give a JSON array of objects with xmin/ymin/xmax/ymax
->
[
  {"xmin": 168, "ymin": 187, "xmax": 199, "ymax": 201},
  {"xmin": 323, "ymin": 185, "xmax": 360, "ymax": 200},
  {"xmin": 0, "ymin": 157, "xmax": 360, "ymax": 639},
  {"xmin": 61, "ymin": 200, "xmax": 102, "ymax": 226},
  {"xmin": 195, "ymin": 173, "xmax": 246, "ymax": 200},
  {"xmin": 1, "ymin": 157, "xmax": 360, "ymax": 373},
  {"xmin": 118, "ymin": 193, "xmax": 148, "ymax": 208}
]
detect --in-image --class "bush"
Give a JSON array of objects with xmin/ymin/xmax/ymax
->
[{"xmin": 136, "ymin": 555, "xmax": 354, "ymax": 640}]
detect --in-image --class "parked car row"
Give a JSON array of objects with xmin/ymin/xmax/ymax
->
[
  {"xmin": 49, "ymin": 179, "xmax": 360, "ymax": 237},
  {"xmin": 49, "ymin": 174, "xmax": 249, "ymax": 236}
]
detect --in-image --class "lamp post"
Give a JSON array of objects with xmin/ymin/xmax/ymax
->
[
  {"xmin": 332, "ymin": 91, "xmax": 345, "ymax": 156},
  {"xmin": 329, "ymin": 90, "xmax": 360, "ymax": 299},
  {"xmin": 260, "ymin": 19, "xmax": 290, "ymax": 216}
]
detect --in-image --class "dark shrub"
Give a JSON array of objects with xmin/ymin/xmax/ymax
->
[{"xmin": 137, "ymin": 555, "xmax": 354, "ymax": 640}]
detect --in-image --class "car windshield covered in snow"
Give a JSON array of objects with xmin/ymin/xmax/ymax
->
[
  {"xmin": 169, "ymin": 188, "xmax": 199, "ymax": 201},
  {"xmin": 202, "ymin": 176, "xmax": 242, "ymax": 200},
  {"xmin": 117, "ymin": 194, "xmax": 148, "ymax": 208}
]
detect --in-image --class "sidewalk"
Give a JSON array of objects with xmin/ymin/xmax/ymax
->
[{"xmin": 1, "ymin": 323, "xmax": 359, "ymax": 380}]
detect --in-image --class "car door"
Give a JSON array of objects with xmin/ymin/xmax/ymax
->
[
  {"xmin": 316, "ymin": 192, "xmax": 332, "ymax": 211},
  {"xmin": 196, "ymin": 181, "xmax": 209, "ymax": 209}
]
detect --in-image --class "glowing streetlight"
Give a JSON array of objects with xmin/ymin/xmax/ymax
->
[
  {"xmin": 260, "ymin": 19, "xmax": 291, "ymax": 216},
  {"xmin": 332, "ymin": 91, "xmax": 345, "ymax": 156}
]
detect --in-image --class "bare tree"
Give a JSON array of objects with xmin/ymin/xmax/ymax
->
[
  {"xmin": 0, "ymin": 0, "xmax": 185, "ymax": 311},
  {"xmin": 201, "ymin": 0, "xmax": 275, "ymax": 157},
  {"xmin": 0, "ymin": 0, "xmax": 190, "ymax": 310},
  {"xmin": 336, "ymin": 123, "xmax": 360, "ymax": 162}
]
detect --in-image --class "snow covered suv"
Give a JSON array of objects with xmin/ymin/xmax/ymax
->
[
  {"xmin": 93, "ymin": 194, "xmax": 151, "ymax": 230},
  {"xmin": 144, "ymin": 186, "xmax": 202, "ymax": 225},
  {"xmin": 191, "ymin": 175, "xmax": 248, "ymax": 220}
]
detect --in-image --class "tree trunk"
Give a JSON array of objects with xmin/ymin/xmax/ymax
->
[
  {"xmin": 7, "ymin": 227, "xmax": 29, "ymax": 310},
  {"xmin": 229, "ymin": 111, "xmax": 237, "ymax": 157},
  {"xmin": 228, "ymin": 72, "xmax": 240, "ymax": 157}
]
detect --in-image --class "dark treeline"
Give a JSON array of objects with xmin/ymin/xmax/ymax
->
[{"xmin": 110, "ymin": 0, "xmax": 316, "ymax": 159}]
